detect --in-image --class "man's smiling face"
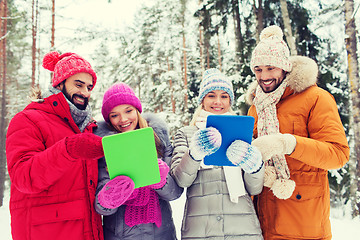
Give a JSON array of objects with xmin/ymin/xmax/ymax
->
[
  {"xmin": 254, "ymin": 65, "xmax": 287, "ymax": 93},
  {"xmin": 59, "ymin": 72, "xmax": 94, "ymax": 110}
]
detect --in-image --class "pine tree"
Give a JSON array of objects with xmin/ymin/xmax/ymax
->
[
  {"xmin": 1, "ymin": 0, "xmax": 32, "ymax": 206},
  {"xmin": 344, "ymin": 0, "xmax": 360, "ymax": 217}
]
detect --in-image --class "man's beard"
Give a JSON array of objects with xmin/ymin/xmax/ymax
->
[
  {"xmin": 259, "ymin": 70, "xmax": 287, "ymax": 93},
  {"xmin": 62, "ymin": 86, "xmax": 89, "ymax": 110},
  {"xmin": 259, "ymin": 77, "xmax": 284, "ymax": 93}
]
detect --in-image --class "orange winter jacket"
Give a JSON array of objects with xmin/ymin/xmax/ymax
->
[{"xmin": 246, "ymin": 56, "xmax": 349, "ymax": 240}]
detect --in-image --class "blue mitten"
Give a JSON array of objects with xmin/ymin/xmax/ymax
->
[
  {"xmin": 226, "ymin": 140, "xmax": 263, "ymax": 173},
  {"xmin": 189, "ymin": 127, "xmax": 222, "ymax": 160}
]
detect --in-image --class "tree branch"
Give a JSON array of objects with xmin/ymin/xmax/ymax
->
[{"xmin": 0, "ymin": 31, "xmax": 10, "ymax": 41}]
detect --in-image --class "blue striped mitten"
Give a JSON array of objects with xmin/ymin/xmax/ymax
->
[
  {"xmin": 226, "ymin": 140, "xmax": 263, "ymax": 173},
  {"xmin": 189, "ymin": 127, "xmax": 222, "ymax": 160}
]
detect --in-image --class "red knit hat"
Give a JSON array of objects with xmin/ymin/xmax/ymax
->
[
  {"xmin": 102, "ymin": 83, "xmax": 142, "ymax": 123},
  {"xmin": 42, "ymin": 51, "xmax": 97, "ymax": 89}
]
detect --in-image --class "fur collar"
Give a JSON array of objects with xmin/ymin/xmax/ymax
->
[
  {"xmin": 141, "ymin": 112, "xmax": 171, "ymax": 146},
  {"xmin": 246, "ymin": 56, "xmax": 318, "ymax": 105}
]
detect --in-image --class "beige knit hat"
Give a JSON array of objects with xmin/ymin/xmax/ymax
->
[{"xmin": 250, "ymin": 25, "xmax": 292, "ymax": 73}]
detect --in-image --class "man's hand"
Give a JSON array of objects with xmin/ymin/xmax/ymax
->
[
  {"xmin": 65, "ymin": 133, "xmax": 104, "ymax": 160},
  {"xmin": 252, "ymin": 133, "xmax": 296, "ymax": 160}
]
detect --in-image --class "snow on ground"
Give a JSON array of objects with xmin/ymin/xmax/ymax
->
[{"xmin": 1, "ymin": 190, "xmax": 360, "ymax": 239}]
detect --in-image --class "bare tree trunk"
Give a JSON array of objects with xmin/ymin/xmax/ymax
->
[
  {"xmin": 216, "ymin": 32, "xmax": 222, "ymax": 71},
  {"xmin": 183, "ymin": 32, "xmax": 188, "ymax": 111},
  {"xmin": 31, "ymin": 0, "xmax": 36, "ymax": 86},
  {"xmin": 31, "ymin": 0, "xmax": 39, "ymax": 87},
  {"xmin": 198, "ymin": 0, "xmax": 205, "ymax": 74},
  {"xmin": 279, "ymin": 0, "xmax": 297, "ymax": 55},
  {"xmin": 344, "ymin": 0, "xmax": 360, "ymax": 217},
  {"xmin": 50, "ymin": 0, "xmax": 55, "ymax": 83},
  {"xmin": 199, "ymin": 25, "xmax": 204, "ymax": 73},
  {"xmin": 180, "ymin": 0, "xmax": 188, "ymax": 112},
  {"xmin": 200, "ymin": 1, "xmax": 211, "ymax": 70},
  {"xmin": 0, "ymin": 0, "xmax": 8, "ymax": 207},
  {"xmin": 232, "ymin": 0, "xmax": 243, "ymax": 70},
  {"xmin": 51, "ymin": 0, "xmax": 55, "ymax": 49},
  {"xmin": 167, "ymin": 57, "xmax": 176, "ymax": 113},
  {"xmin": 253, "ymin": 0, "xmax": 264, "ymax": 42},
  {"xmin": 206, "ymin": 46, "xmax": 210, "ymax": 69}
]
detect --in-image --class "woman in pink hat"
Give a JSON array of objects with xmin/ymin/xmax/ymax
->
[{"xmin": 94, "ymin": 82, "xmax": 183, "ymax": 240}]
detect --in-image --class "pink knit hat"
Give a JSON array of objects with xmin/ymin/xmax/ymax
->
[
  {"xmin": 250, "ymin": 25, "xmax": 292, "ymax": 73},
  {"xmin": 42, "ymin": 51, "xmax": 97, "ymax": 89},
  {"xmin": 102, "ymin": 83, "xmax": 142, "ymax": 123}
]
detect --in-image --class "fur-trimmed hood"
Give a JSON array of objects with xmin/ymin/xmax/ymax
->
[
  {"xmin": 142, "ymin": 112, "xmax": 171, "ymax": 147},
  {"xmin": 246, "ymin": 56, "xmax": 318, "ymax": 105},
  {"xmin": 29, "ymin": 86, "xmax": 45, "ymax": 102}
]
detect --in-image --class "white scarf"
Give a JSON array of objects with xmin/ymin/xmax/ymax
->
[
  {"xmin": 253, "ymin": 79, "xmax": 296, "ymax": 200},
  {"xmin": 253, "ymin": 80, "xmax": 290, "ymax": 182},
  {"xmin": 195, "ymin": 109, "xmax": 246, "ymax": 203}
]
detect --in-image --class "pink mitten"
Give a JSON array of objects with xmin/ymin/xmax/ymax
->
[
  {"xmin": 149, "ymin": 159, "xmax": 169, "ymax": 189},
  {"xmin": 98, "ymin": 175, "xmax": 135, "ymax": 209}
]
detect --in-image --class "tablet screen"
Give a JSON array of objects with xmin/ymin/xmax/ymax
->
[
  {"xmin": 102, "ymin": 127, "xmax": 160, "ymax": 188},
  {"xmin": 204, "ymin": 115, "xmax": 254, "ymax": 166}
]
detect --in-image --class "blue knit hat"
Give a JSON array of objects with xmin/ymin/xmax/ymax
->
[{"xmin": 198, "ymin": 68, "xmax": 234, "ymax": 105}]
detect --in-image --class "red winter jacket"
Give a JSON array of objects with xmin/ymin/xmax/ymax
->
[{"xmin": 6, "ymin": 92, "xmax": 103, "ymax": 240}]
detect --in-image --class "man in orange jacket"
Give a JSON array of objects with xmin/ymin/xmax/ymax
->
[{"xmin": 246, "ymin": 25, "xmax": 349, "ymax": 240}]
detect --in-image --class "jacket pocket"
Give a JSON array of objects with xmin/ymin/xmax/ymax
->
[
  {"xmin": 274, "ymin": 182, "xmax": 325, "ymax": 238},
  {"xmin": 30, "ymin": 200, "xmax": 85, "ymax": 240}
]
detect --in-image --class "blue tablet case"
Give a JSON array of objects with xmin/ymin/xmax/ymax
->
[
  {"xmin": 204, "ymin": 115, "xmax": 255, "ymax": 166},
  {"xmin": 102, "ymin": 127, "xmax": 160, "ymax": 188}
]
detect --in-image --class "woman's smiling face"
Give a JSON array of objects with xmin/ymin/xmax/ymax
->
[
  {"xmin": 108, "ymin": 104, "xmax": 139, "ymax": 133},
  {"xmin": 202, "ymin": 90, "xmax": 231, "ymax": 114}
]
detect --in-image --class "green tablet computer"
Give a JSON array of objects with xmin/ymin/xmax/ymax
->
[{"xmin": 102, "ymin": 127, "xmax": 160, "ymax": 188}]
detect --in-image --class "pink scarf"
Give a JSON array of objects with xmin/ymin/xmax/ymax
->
[{"xmin": 124, "ymin": 186, "xmax": 162, "ymax": 227}]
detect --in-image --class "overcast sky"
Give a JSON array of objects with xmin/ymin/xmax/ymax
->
[{"xmin": 56, "ymin": 0, "xmax": 151, "ymax": 31}]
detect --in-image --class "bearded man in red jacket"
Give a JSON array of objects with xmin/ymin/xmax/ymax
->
[{"xmin": 6, "ymin": 51, "xmax": 104, "ymax": 240}]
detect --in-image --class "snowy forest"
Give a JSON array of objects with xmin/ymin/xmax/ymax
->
[{"xmin": 1, "ymin": 0, "xmax": 360, "ymax": 219}]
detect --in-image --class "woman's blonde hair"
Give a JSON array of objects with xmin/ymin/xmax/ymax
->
[
  {"xmin": 137, "ymin": 111, "xmax": 164, "ymax": 157},
  {"xmin": 189, "ymin": 105, "xmax": 204, "ymax": 126}
]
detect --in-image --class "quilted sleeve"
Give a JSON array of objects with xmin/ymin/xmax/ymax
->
[
  {"xmin": 6, "ymin": 112, "xmax": 77, "ymax": 194},
  {"xmin": 170, "ymin": 127, "xmax": 201, "ymax": 188}
]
